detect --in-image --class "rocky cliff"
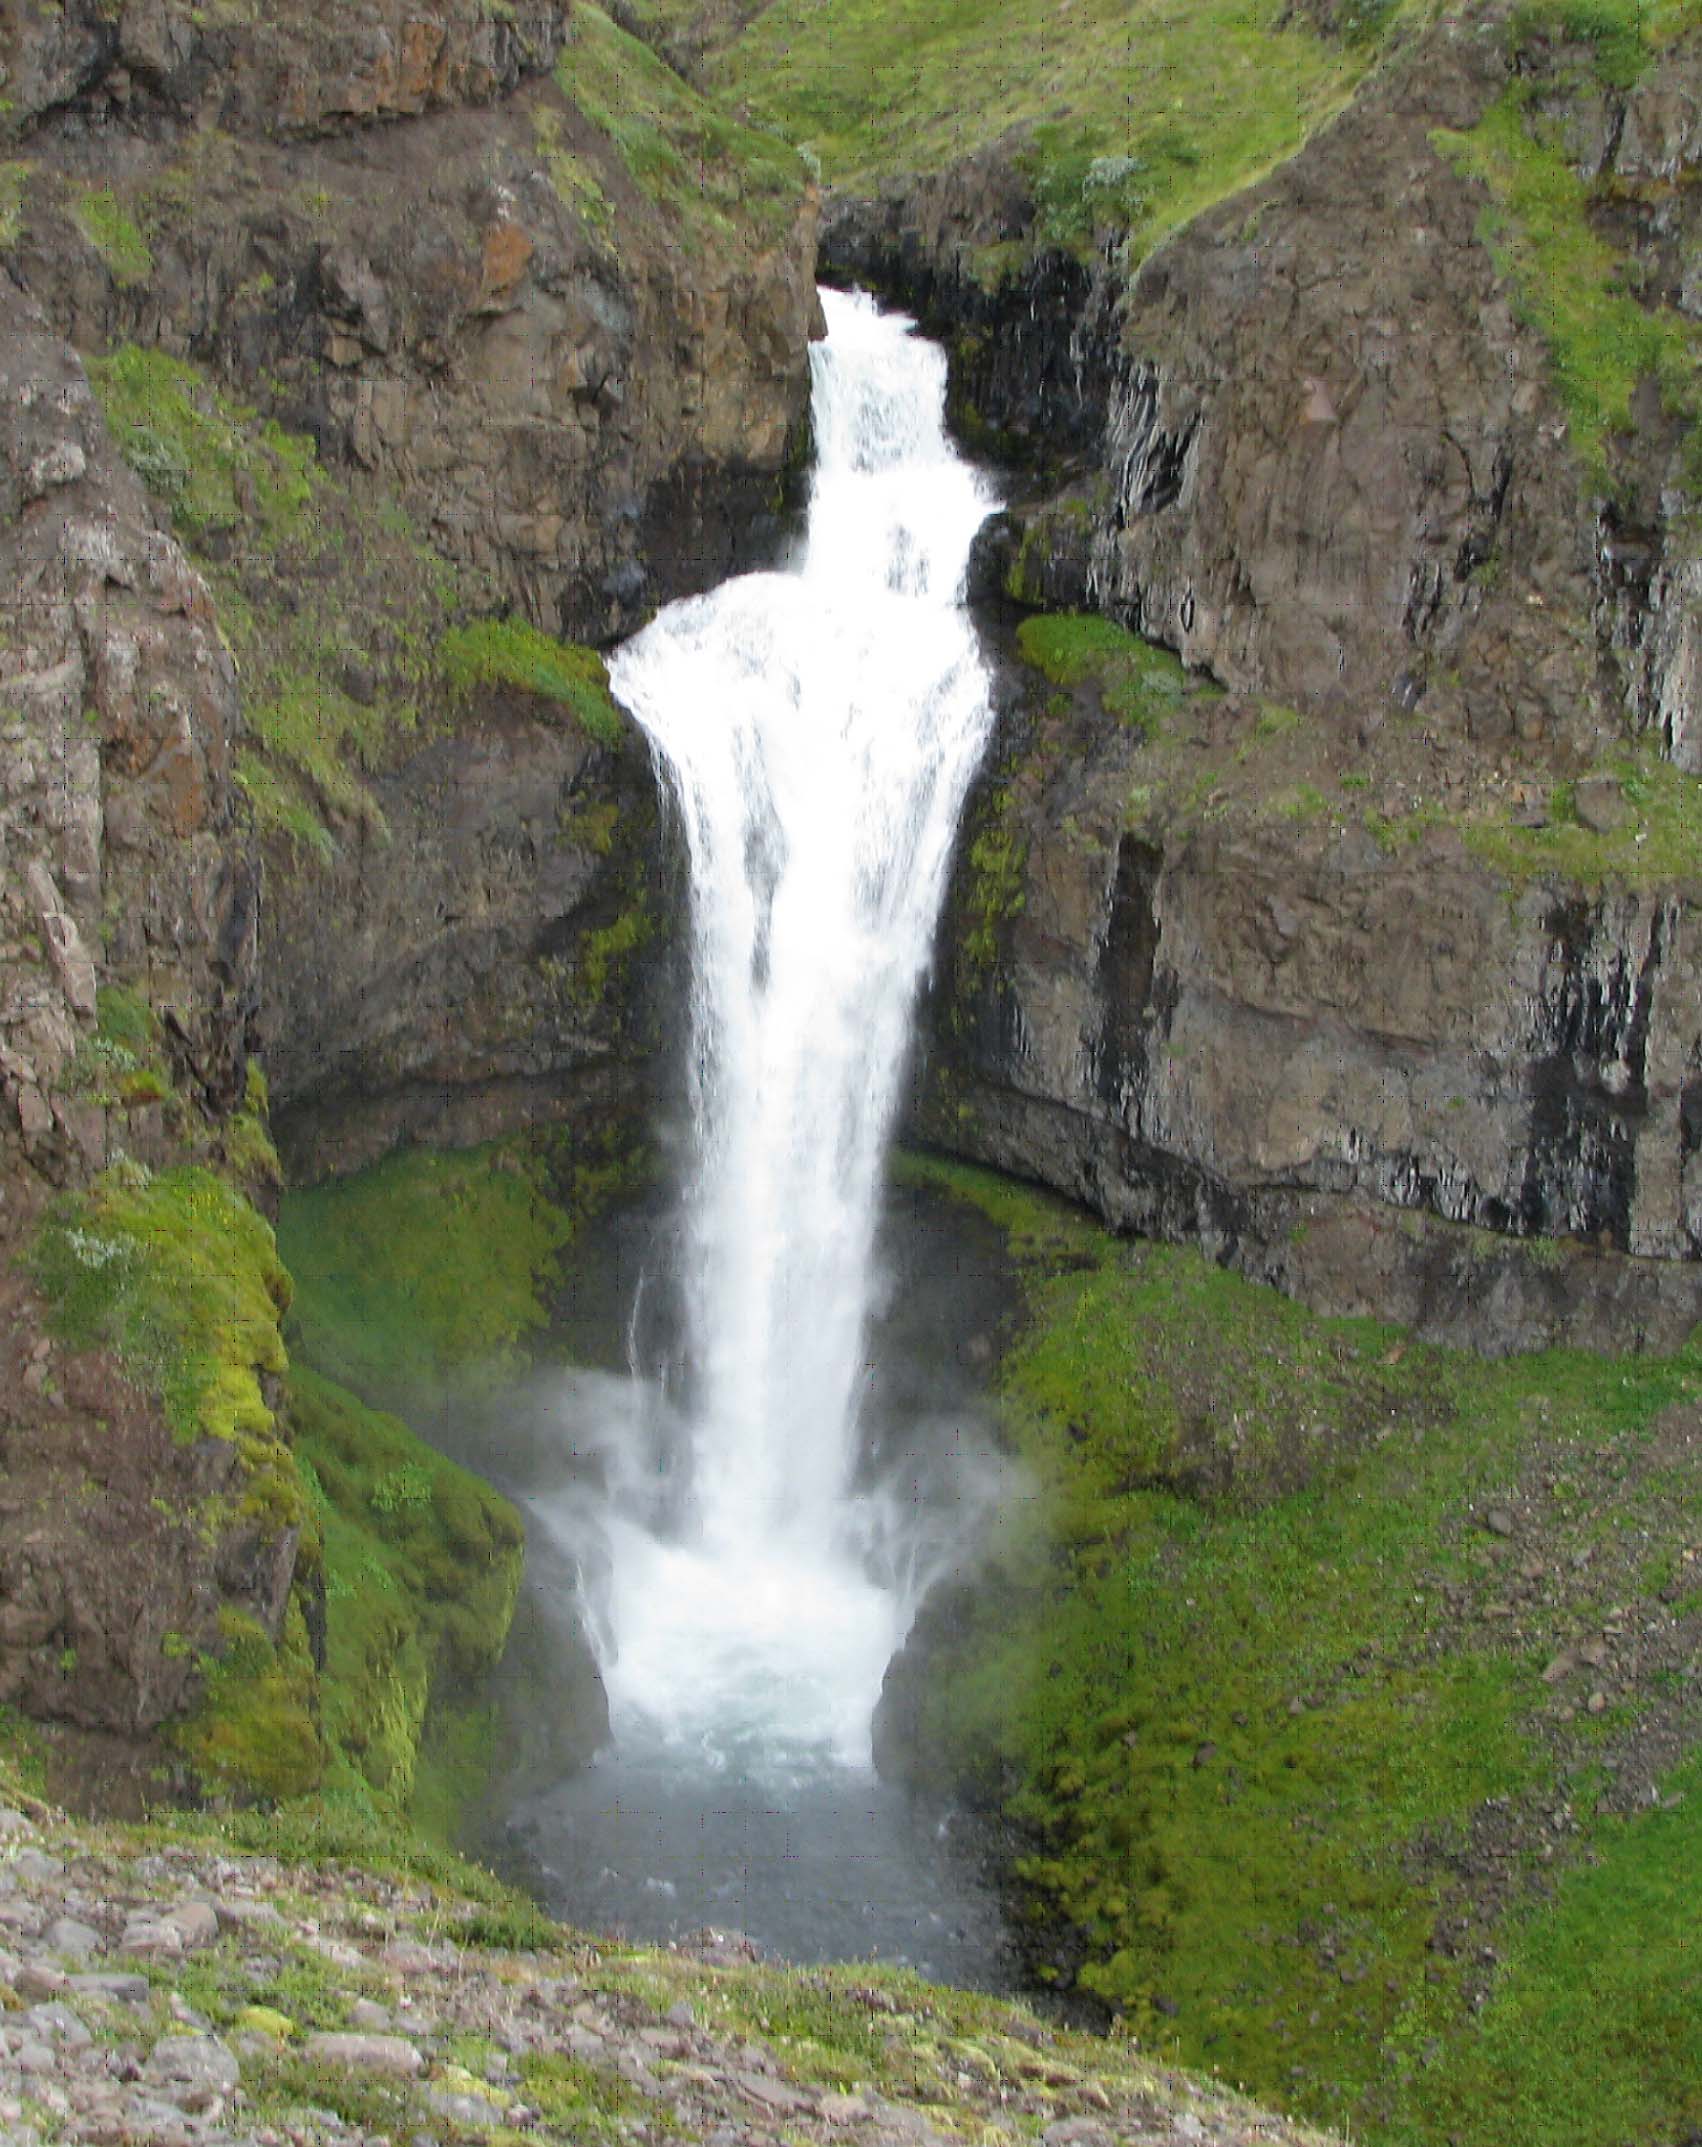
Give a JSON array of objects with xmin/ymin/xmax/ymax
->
[
  {"xmin": 0, "ymin": 288, "xmax": 292, "ymax": 1782},
  {"xmin": 826, "ymin": 7, "xmax": 1702, "ymax": 1354},
  {"xmin": 4, "ymin": 0, "xmax": 819, "ymax": 1172},
  {"xmin": 0, "ymin": 0, "xmax": 821, "ymax": 1778}
]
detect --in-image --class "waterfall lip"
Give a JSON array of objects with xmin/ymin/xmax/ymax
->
[{"xmin": 591, "ymin": 285, "xmax": 1002, "ymax": 1768}]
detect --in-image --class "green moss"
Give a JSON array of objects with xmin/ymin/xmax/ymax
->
[
  {"xmin": 73, "ymin": 185, "xmax": 154, "ymax": 285},
  {"xmin": 439, "ymin": 618, "xmax": 624, "ymax": 746},
  {"xmin": 892, "ymin": 1149, "xmax": 1702, "ymax": 2138},
  {"xmin": 960, "ymin": 792, "xmax": 1027, "ymax": 983},
  {"xmin": 276, "ymin": 1138, "xmax": 574, "ymax": 1403},
  {"xmin": 175, "ymin": 1599, "xmax": 325, "ymax": 1801},
  {"xmin": 32, "ymin": 1162, "xmax": 291, "ymax": 1448},
  {"xmin": 223, "ymin": 1061, "xmax": 283, "ymax": 1192},
  {"xmin": 1015, "ymin": 612, "xmax": 1199, "ymax": 735},
  {"xmin": 574, "ymin": 896, "xmax": 653, "ymax": 1009},
  {"xmin": 290, "ymin": 1366, "xmax": 523, "ymax": 1816}
]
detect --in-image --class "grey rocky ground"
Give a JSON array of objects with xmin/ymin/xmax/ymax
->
[{"xmin": 0, "ymin": 1800, "xmax": 1338, "ymax": 2147}]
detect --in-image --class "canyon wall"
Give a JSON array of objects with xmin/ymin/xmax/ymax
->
[
  {"xmin": 827, "ymin": 11, "xmax": 1702, "ymax": 1353},
  {"xmin": 0, "ymin": 0, "xmax": 816, "ymax": 1775}
]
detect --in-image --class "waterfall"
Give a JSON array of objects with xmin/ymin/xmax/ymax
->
[{"xmin": 601, "ymin": 287, "xmax": 997, "ymax": 1772}]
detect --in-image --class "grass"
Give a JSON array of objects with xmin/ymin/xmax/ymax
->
[
  {"xmin": 559, "ymin": 3, "xmax": 810, "ymax": 249},
  {"xmin": 88, "ymin": 347, "xmax": 317, "ymax": 552},
  {"xmin": 439, "ymin": 618, "xmax": 625, "ymax": 746},
  {"xmin": 292, "ymin": 1366, "xmax": 524, "ymax": 1813},
  {"xmin": 1015, "ymin": 613, "xmax": 1194, "ymax": 736},
  {"xmin": 1463, "ymin": 754, "xmax": 1702, "ymax": 889},
  {"xmin": 72, "ymin": 185, "xmax": 154, "ymax": 285},
  {"xmin": 891, "ymin": 1149, "xmax": 1702, "ymax": 2140},
  {"xmin": 1385, "ymin": 1742, "xmax": 1702, "ymax": 2145},
  {"xmin": 685, "ymin": 0, "xmax": 1439, "ymax": 264},
  {"xmin": 1437, "ymin": 3, "xmax": 1702, "ymax": 494}
]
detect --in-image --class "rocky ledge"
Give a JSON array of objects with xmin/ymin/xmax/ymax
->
[{"xmin": 0, "ymin": 1799, "xmax": 1336, "ymax": 2147}]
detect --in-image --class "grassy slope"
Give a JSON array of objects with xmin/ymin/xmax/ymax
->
[
  {"xmin": 642, "ymin": 0, "xmax": 1439, "ymax": 262},
  {"xmin": 893, "ymin": 1151, "xmax": 1702, "ymax": 2147},
  {"xmin": 1436, "ymin": 0, "xmax": 1702, "ymax": 494},
  {"xmin": 1012, "ymin": 605, "xmax": 1702, "ymax": 886}
]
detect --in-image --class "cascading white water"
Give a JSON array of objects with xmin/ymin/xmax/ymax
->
[{"xmin": 600, "ymin": 287, "xmax": 997, "ymax": 1773}]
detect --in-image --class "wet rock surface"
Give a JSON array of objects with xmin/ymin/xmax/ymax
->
[{"xmin": 0, "ymin": 1800, "xmax": 1340, "ymax": 2146}]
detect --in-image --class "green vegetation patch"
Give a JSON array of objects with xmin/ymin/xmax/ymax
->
[
  {"xmin": 176, "ymin": 1598, "xmax": 325, "ymax": 1802},
  {"xmin": 88, "ymin": 346, "xmax": 462, "ymax": 858},
  {"xmin": 0, "ymin": 161, "xmax": 33, "ymax": 250},
  {"xmin": 64, "ymin": 984, "xmax": 173, "ymax": 1110},
  {"xmin": 688, "ymin": 0, "xmax": 1436, "ymax": 263},
  {"xmin": 277, "ymin": 1138, "xmax": 574, "ymax": 1403},
  {"xmin": 88, "ymin": 346, "xmax": 316, "ymax": 551},
  {"xmin": 72, "ymin": 185, "xmax": 154, "ymax": 285},
  {"xmin": 559, "ymin": 3, "xmax": 810, "ymax": 248},
  {"xmin": 892, "ymin": 1150, "xmax": 1702, "ymax": 2140},
  {"xmin": 1015, "ymin": 613, "xmax": 1194, "ymax": 736},
  {"xmin": 960, "ymin": 789, "xmax": 1027, "ymax": 983},
  {"xmin": 33, "ymin": 1161, "xmax": 291, "ymax": 1450},
  {"xmin": 1462, "ymin": 754, "xmax": 1702, "ymax": 889},
  {"xmin": 291, "ymin": 1366, "xmax": 524, "ymax": 1812},
  {"xmin": 1390, "ymin": 1742, "xmax": 1702, "ymax": 2145},
  {"xmin": 440, "ymin": 618, "xmax": 624, "ymax": 746},
  {"xmin": 1438, "ymin": 6, "xmax": 1702, "ymax": 492}
]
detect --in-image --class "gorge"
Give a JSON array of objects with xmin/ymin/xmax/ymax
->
[{"xmin": 5, "ymin": 0, "xmax": 1702, "ymax": 2142}]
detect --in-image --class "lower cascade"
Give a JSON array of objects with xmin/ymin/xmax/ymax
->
[{"xmin": 504, "ymin": 289, "xmax": 1009, "ymax": 1970}]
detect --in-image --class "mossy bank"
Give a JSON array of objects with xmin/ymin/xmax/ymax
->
[{"xmin": 881, "ymin": 1151, "xmax": 1702, "ymax": 2147}]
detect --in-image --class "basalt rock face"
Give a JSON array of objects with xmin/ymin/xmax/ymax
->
[
  {"xmin": 913, "ymin": 639, "xmax": 1702, "ymax": 1357},
  {"xmin": 5, "ymin": 0, "xmax": 818, "ymax": 642},
  {"xmin": 0, "ymin": 291, "xmax": 292, "ymax": 1753},
  {"xmin": 839, "ymin": 18, "xmax": 1702, "ymax": 1350},
  {"xmin": 2, "ymin": 0, "xmax": 818, "ymax": 1172},
  {"xmin": 262, "ymin": 697, "xmax": 669, "ymax": 1181},
  {"xmin": 0, "ymin": 298, "xmax": 258, "ymax": 1192}
]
